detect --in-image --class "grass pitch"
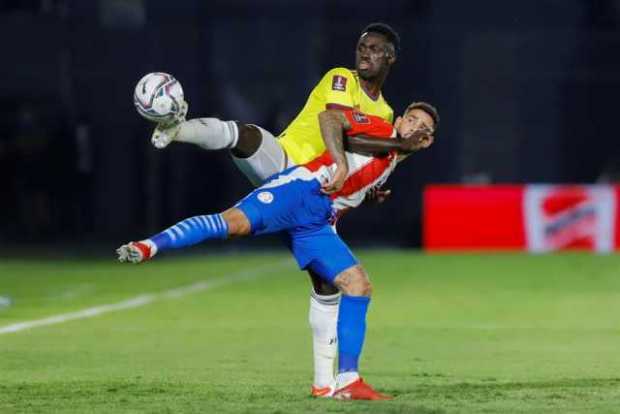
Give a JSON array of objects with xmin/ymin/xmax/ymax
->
[{"xmin": 1, "ymin": 250, "xmax": 619, "ymax": 413}]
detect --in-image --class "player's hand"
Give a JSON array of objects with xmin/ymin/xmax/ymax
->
[
  {"xmin": 399, "ymin": 128, "xmax": 434, "ymax": 153},
  {"xmin": 322, "ymin": 165, "xmax": 348, "ymax": 194},
  {"xmin": 365, "ymin": 187, "xmax": 392, "ymax": 204}
]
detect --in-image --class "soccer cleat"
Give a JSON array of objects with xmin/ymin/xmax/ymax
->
[
  {"xmin": 311, "ymin": 384, "xmax": 336, "ymax": 398},
  {"xmin": 332, "ymin": 378, "xmax": 392, "ymax": 401},
  {"xmin": 116, "ymin": 241, "xmax": 152, "ymax": 264},
  {"xmin": 151, "ymin": 123, "xmax": 181, "ymax": 149}
]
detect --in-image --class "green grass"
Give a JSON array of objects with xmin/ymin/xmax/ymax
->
[{"xmin": 1, "ymin": 251, "xmax": 619, "ymax": 413}]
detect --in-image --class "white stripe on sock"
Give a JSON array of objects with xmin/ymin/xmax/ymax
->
[
  {"xmin": 206, "ymin": 215, "xmax": 217, "ymax": 231},
  {"xmin": 190, "ymin": 217, "xmax": 202, "ymax": 229},
  {"xmin": 165, "ymin": 229, "xmax": 177, "ymax": 242}
]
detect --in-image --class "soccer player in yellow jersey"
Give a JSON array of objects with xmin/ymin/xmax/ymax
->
[{"xmin": 149, "ymin": 23, "xmax": 400, "ymax": 397}]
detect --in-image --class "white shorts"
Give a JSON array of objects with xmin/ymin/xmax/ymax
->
[{"xmin": 231, "ymin": 125, "xmax": 296, "ymax": 187}]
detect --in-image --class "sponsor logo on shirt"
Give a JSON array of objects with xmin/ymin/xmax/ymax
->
[
  {"xmin": 332, "ymin": 75, "xmax": 347, "ymax": 91},
  {"xmin": 257, "ymin": 191, "xmax": 274, "ymax": 204}
]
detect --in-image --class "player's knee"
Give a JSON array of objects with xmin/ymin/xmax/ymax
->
[
  {"xmin": 334, "ymin": 265, "xmax": 372, "ymax": 297},
  {"xmin": 221, "ymin": 208, "xmax": 251, "ymax": 237},
  {"xmin": 357, "ymin": 278, "xmax": 372, "ymax": 297},
  {"xmin": 232, "ymin": 123, "xmax": 262, "ymax": 158},
  {"xmin": 344, "ymin": 275, "xmax": 372, "ymax": 297}
]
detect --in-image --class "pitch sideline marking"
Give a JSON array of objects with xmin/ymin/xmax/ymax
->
[{"xmin": 0, "ymin": 259, "xmax": 294, "ymax": 336}]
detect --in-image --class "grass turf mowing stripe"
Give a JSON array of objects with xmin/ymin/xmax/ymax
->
[{"xmin": 0, "ymin": 258, "xmax": 293, "ymax": 335}]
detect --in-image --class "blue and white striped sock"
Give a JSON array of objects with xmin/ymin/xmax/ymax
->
[{"xmin": 148, "ymin": 214, "xmax": 228, "ymax": 252}]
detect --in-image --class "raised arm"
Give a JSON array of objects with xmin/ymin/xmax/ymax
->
[{"xmin": 318, "ymin": 110, "xmax": 351, "ymax": 193}]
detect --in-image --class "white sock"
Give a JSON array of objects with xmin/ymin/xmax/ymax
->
[
  {"xmin": 336, "ymin": 371, "xmax": 360, "ymax": 389},
  {"xmin": 309, "ymin": 291, "xmax": 340, "ymax": 387},
  {"xmin": 175, "ymin": 118, "xmax": 238, "ymax": 150}
]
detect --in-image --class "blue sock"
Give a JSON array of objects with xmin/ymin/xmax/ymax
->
[
  {"xmin": 337, "ymin": 294, "xmax": 370, "ymax": 373},
  {"xmin": 149, "ymin": 214, "xmax": 228, "ymax": 251}
]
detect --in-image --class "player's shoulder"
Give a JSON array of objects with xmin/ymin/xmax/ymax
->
[
  {"xmin": 349, "ymin": 110, "xmax": 385, "ymax": 125},
  {"xmin": 320, "ymin": 67, "xmax": 357, "ymax": 84},
  {"xmin": 316, "ymin": 67, "xmax": 358, "ymax": 97},
  {"xmin": 323, "ymin": 67, "xmax": 355, "ymax": 78}
]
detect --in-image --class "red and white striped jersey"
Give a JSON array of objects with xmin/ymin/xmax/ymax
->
[{"xmin": 303, "ymin": 110, "xmax": 399, "ymax": 212}]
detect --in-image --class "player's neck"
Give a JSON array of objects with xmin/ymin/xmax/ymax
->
[{"xmin": 360, "ymin": 76, "xmax": 384, "ymax": 101}]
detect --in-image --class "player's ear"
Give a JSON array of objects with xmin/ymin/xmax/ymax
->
[{"xmin": 393, "ymin": 116, "xmax": 403, "ymax": 130}]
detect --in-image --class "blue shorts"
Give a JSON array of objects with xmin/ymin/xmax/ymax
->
[{"xmin": 236, "ymin": 167, "xmax": 358, "ymax": 282}]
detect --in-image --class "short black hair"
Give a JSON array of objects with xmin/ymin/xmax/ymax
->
[
  {"xmin": 405, "ymin": 101, "xmax": 440, "ymax": 131},
  {"xmin": 361, "ymin": 22, "xmax": 401, "ymax": 55}
]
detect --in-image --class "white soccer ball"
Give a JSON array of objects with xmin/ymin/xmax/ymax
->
[{"xmin": 133, "ymin": 72, "xmax": 186, "ymax": 124}]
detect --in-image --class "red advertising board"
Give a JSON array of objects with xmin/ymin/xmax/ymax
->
[{"xmin": 423, "ymin": 185, "xmax": 618, "ymax": 252}]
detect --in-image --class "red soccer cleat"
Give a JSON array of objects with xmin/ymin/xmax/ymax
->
[
  {"xmin": 116, "ymin": 241, "xmax": 153, "ymax": 264},
  {"xmin": 333, "ymin": 377, "xmax": 392, "ymax": 401},
  {"xmin": 311, "ymin": 384, "xmax": 335, "ymax": 398}
]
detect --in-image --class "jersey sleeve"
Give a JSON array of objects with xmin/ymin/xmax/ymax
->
[
  {"xmin": 318, "ymin": 67, "xmax": 356, "ymax": 110},
  {"xmin": 343, "ymin": 110, "xmax": 395, "ymax": 139}
]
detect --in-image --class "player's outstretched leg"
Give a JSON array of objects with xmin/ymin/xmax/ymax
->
[
  {"xmin": 331, "ymin": 265, "xmax": 392, "ymax": 401},
  {"xmin": 152, "ymin": 117, "xmax": 266, "ymax": 159},
  {"xmin": 154, "ymin": 118, "xmax": 286, "ymax": 187},
  {"xmin": 117, "ymin": 208, "xmax": 250, "ymax": 263}
]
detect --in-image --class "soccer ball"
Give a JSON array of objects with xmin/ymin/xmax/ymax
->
[{"xmin": 133, "ymin": 72, "xmax": 187, "ymax": 124}]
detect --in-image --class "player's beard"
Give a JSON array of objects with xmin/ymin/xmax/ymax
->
[
  {"xmin": 357, "ymin": 68, "xmax": 374, "ymax": 81},
  {"xmin": 357, "ymin": 65, "xmax": 385, "ymax": 83}
]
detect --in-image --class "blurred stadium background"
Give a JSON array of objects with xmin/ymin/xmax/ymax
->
[
  {"xmin": 3, "ymin": 0, "xmax": 620, "ymax": 247},
  {"xmin": 2, "ymin": 2, "xmax": 620, "ymax": 413}
]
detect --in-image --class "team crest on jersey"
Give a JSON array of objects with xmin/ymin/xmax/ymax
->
[
  {"xmin": 332, "ymin": 75, "xmax": 347, "ymax": 91},
  {"xmin": 257, "ymin": 191, "xmax": 274, "ymax": 204},
  {"xmin": 352, "ymin": 111, "xmax": 370, "ymax": 124}
]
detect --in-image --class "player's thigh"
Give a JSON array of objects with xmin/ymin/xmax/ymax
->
[
  {"xmin": 231, "ymin": 125, "xmax": 291, "ymax": 186},
  {"xmin": 235, "ymin": 173, "xmax": 327, "ymax": 235},
  {"xmin": 293, "ymin": 227, "xmax": 359, "ymax": 285}
]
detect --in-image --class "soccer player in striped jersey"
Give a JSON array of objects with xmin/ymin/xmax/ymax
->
[
  {"xmin": 148, "ymin": 23, "xmax": 401, "ymax": 396},
  {"xmin": 118, "ymin": 102, "xmax": 439, "ymax": 400}
]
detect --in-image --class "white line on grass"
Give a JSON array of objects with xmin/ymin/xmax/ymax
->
[{"xmin": 0, "ymin": 258, "xmax": 294, "ymax": 336}]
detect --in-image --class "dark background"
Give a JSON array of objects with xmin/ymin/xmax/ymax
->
[{"xmin": 2, "ymin": 0, "xmax": 619, "ymax": 247}]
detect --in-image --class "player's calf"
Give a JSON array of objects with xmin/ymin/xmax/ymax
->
[
  {"xmin": 329, "ymin": 265, "xmax": 390, "ymax": 399},
  {"xmin": 230, "ymin": 123, "xmax": 263, "ymax": 158}
]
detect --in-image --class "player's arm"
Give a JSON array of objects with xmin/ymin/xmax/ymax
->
[
  {"xmin": 346, "ymin": 129, "xmax": 433, "ymax": 156},
  {"xmin": 318, "ymin": 110, "xmax": 351, "ymax": 194}
]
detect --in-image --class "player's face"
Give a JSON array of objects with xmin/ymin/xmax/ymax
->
[
  {"xmin": 355, "ymin": 33, "xmax": 395, "ymax": 80},
  {"xmin": 396, "ymin": 108, "xmax": 435, "ymax": 144}
]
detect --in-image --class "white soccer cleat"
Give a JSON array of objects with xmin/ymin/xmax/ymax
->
[
  {"xmin": 116, "ymin": 241, "xmax": 153, "ymax": 264},
  {"xmin": 151, "ymin": 123, "xmax": 181, "ymax": 149}
]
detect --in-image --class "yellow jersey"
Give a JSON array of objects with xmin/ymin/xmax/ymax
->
[{"xmin": 278, "ymin": 67, "xmax": 394, "ymax": 165}]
